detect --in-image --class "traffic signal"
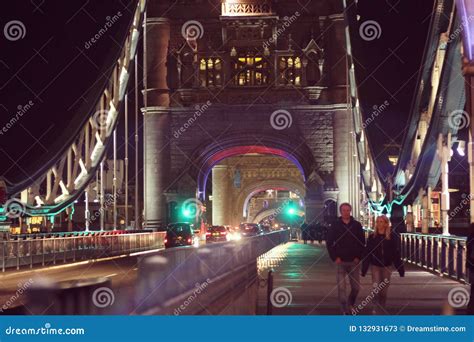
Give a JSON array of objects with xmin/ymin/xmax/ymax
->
[
  {"xmin": 180, "ymin": 199, "xmax": 204, "ymax": 222},
  {"xmin": 285, "ymin": 201, "xmax": 297, "ymax": 216},
  {"xmin": 182, "ymin": 207, "xmax": 193, "ymax": 218}
]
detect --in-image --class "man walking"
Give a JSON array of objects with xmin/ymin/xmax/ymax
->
[{"xmin": 326, "ymin": 203, "xmax": 365, "ymax": 314}]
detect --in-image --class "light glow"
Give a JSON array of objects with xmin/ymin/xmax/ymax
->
[{"xmin": 456, "ymin": 0, "xmax": 474, "ymax": 61}]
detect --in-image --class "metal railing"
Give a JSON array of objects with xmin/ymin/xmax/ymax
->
[
  {"xmin": 364, "ymin": 228, "xmax": 468, "ymax": 283},
  {"xmin": 400, "ymin": 233, "xmax": 467, "ymax": 283},
  {"xmin": 1, "ymin": 232, "xmax": 165, "ymax": 272},
  {"xmin": 135, "ymin": 230, "xmax": 290, "ymax": 315}
]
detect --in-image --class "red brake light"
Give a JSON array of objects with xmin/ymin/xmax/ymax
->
[
  {"xmin": 220, "ymin": 231, "xmax": 227, "ymax": 235},
  {"xmin": 164, "ymin": 238, "xmax": 168, "ymax": 243},
  {"xmin": 187, "ymin": 238, "xmax": 192, "ymax": 243},
  {"xmin": 206, "ymin": 232, "xmax": 211, "ymax": 236}
]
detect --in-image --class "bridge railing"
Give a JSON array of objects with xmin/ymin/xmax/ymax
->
[
  {"xmin": 1, "ymin": 232, "xmax": 165, "ymax": 272},
  {"xmin": 364, "ymin": 228, "xmax": 468, "ymax": 283},
  {"xmin": 135, "ymin": 229, "xmax": 290, "ymax": 315},
  {"xmin": 400, "ymin": 233, "xmax": 467, "ymax": 283}
]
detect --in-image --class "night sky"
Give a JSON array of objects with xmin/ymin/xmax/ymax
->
[
  {"xmin": 0, "ymin": 1, "xmax": 137, "ymax": 194},
  {"xmin": 0, "ymin": 0, "xmax": 436, "ymax": 196},
  {"xmin": 350, "ymin": 0, "xmax": 435, "ymax": 179}
]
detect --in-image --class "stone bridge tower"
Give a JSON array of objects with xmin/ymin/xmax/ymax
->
[{"xmin": 143, "ymin": 0, "xmax": 359, "ymax": 229}]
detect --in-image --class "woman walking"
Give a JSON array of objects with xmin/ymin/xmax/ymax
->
[{"xmin": 362, "ymin": 215, "xmax": 405, "ymax": 314}]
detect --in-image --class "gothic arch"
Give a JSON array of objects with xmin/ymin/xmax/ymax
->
[
  {"xmin": 186, "ymin": 133, "xmax": 316, "ymax": 200},
  {"xmin": 235, "ymin": 178, "xmax": 306, "ymax": 221}
]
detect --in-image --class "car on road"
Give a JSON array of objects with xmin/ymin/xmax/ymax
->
[
  {"xmin": 227, "ymin": 226, "xmax": 242, "ymax": 241},
  {"xmin": 206, "ymin": 225, "xmax": 232, "ymax": 242},
  {"xmin": 164, "ymin": 222, "xmax": 198, "ymax": 248},
  {"xmin": 238, "ymin": 223, "xmax": 263, "ymax": 237}
]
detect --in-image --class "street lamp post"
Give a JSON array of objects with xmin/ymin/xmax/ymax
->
[
  {"xmin": 437, "ymin": 133, "xmax": 451, "ymax": 236},
  {"xmin": 463, "ymin": 62, "xmax": 474, "ymax": 224},
  {"xmin": 456, "ymin": 0, "xmax": 474, "ymax": 223}
]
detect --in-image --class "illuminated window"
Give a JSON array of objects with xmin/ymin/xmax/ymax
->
[
  {"xmin": 199, "ymin": 58, "xmax": 222, "ymax": 87},
  {"xmin": 278, "ymin": 56, "xmax": 302, "ymax": 86},
  {"xmin": 232, "ymin": 55, "xmax": 269, "ymax": 86}
]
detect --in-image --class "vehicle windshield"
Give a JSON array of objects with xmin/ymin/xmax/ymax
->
[
  {"xmin": 167, "ymin": 223, "xmax": 192, "ymax": 234},
  {"xmin": 239, "ymin": 224, "xmax": 259, "ymax": 232},
  {"xmin": 208, "ymin": 226, "xmax": 226, "ymax": 232}
]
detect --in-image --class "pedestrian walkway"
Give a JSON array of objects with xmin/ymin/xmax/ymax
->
[{"xmin": 257, "ymin": 242, "xmax": 468, "ymax": 315}]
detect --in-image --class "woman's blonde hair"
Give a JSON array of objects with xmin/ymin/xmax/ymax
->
[{"xmin": 375, "ymin": 215, "xmax": 391, "ymax": 239}]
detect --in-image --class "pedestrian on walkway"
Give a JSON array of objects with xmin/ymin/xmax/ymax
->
[
  {"xmin": 326, "ymin": 203, "xmax": 365, "ymax": 314},
  {"xmin": 314, "ymin": 222, "xmax": 324, "ymax": 244},
  {"xmin": 301, "ymin": 221, "xmax": 310, "ymax": 244},
  {"xmin": 361, "ymin": 215, "xmax": 404, "ymax": 314}
]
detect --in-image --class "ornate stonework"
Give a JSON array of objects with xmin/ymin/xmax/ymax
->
[
  {"xmin": 143, "ymin": 0, "xmax": 355, "ymax": 228},
  {"xmin": 221, "ymin": 0, "xmax": 273, "ymax": 16}
]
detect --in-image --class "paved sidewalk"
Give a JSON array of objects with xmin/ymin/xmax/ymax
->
[{"xmin": 258, "ymin": 242, "xmax": 468, "ymax": 315}]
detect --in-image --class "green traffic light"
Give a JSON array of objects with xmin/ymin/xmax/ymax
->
[
  {"xmin": 182, "ymin": 208, "xmax": 192, "ymax": 218},
  {"xmin": 287, "ymin": 207, "xmax": 296, "ymax": 215}
]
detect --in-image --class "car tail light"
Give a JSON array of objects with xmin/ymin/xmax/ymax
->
[
  {"xmin": 220, "ymin": 231, "xmax": 227, "ymax": 235},
  {"xmin": 206, "ymin": 232, "xmax": 211, "ymax": 236},
  {"xmin": 164, "ymin": 238, "xmax": 168, "ymax": 243},
  {"xmin": 187, "ymin": 238, "xmax": 192, "ymax": 243}
]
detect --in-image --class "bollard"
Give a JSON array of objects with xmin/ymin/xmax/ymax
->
[
  {"xmin": 29, "ymin": 239, "xmax": 33, "ymax": 269},
  {"xmin": 135, "ymin": 254, "xmax": 169, "ymax": 314},
  {"xmin": 266, "ymin": 269, "xmax": 274, "ymax": 315},
  {"xmin": 27, "ymin": 276, "xmax": 113, "ymax": 315},
  {"xmin": 2, "ymin": 241, "xmax": 6, "ymax": 272}
]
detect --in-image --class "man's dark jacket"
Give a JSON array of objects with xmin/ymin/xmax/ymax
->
[{"xmin": 326, "ymin": 216, "xmax": 365, "ymax": 262}]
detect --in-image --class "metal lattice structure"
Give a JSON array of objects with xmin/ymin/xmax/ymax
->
[
  {"xmin": 0, "ymin": 0, "xmax": 146, "ymax": 224},
  {"xmin": 344, "ymin": 0, "xmax": 465, "ymax": 216}
]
